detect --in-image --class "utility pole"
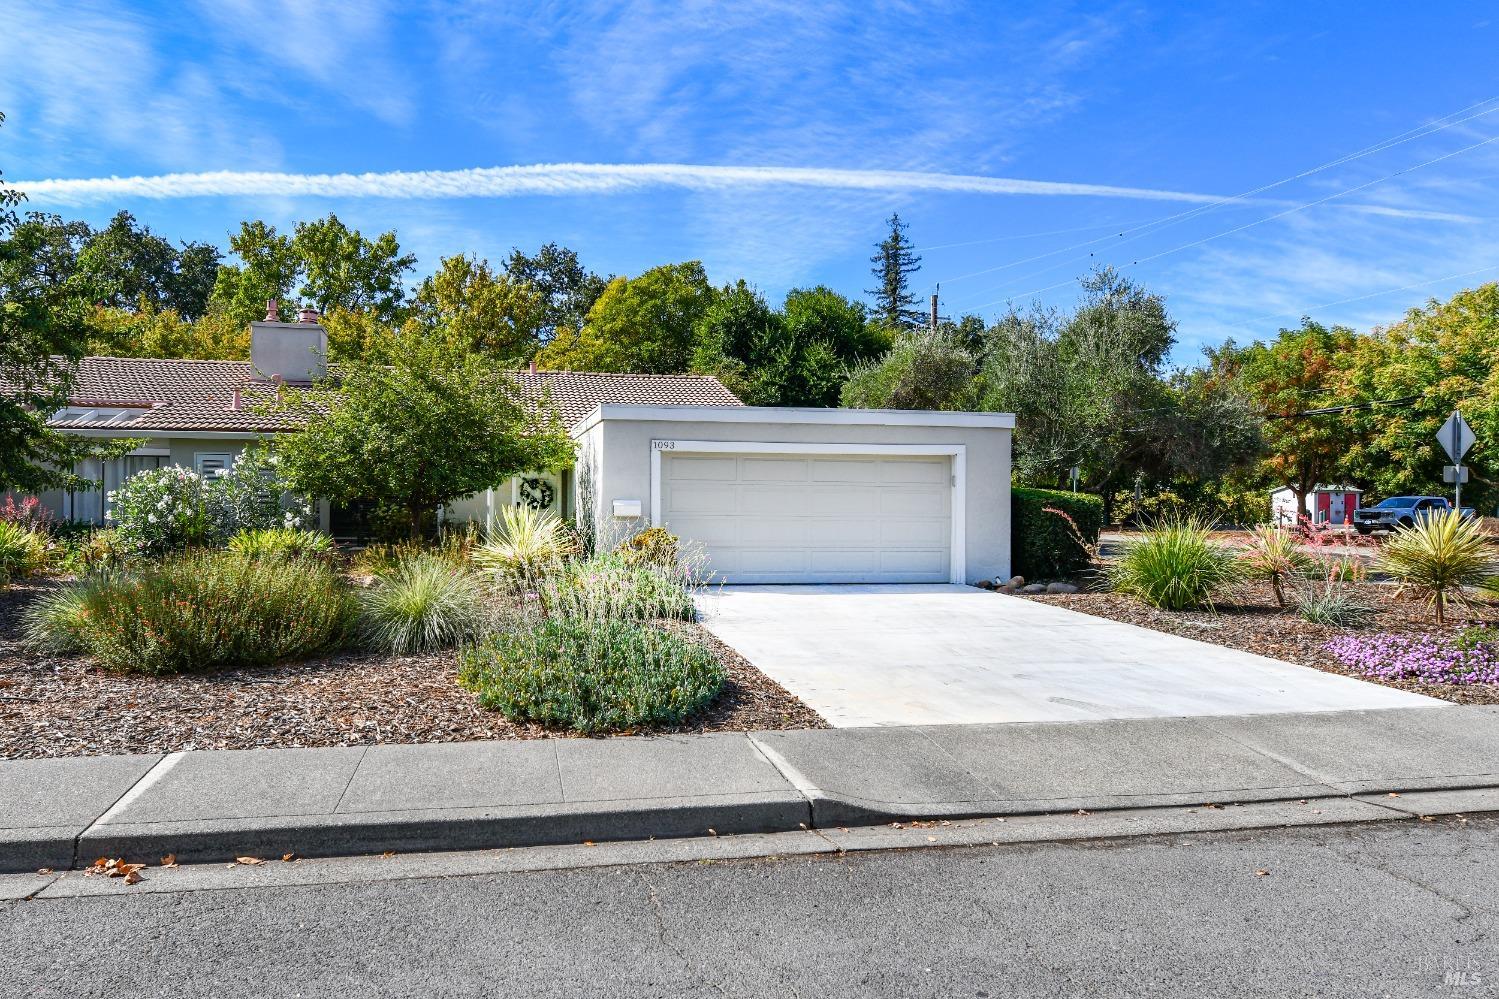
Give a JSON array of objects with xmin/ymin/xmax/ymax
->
[{"xmin": 930, "ymin": 291, "xmax": 939, "ymax": 334}]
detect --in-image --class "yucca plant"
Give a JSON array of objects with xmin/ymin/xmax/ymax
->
[
  {"xmin": 1106, "ymin": 516, "xmax": 1241, "ymax": 611},
  {"xmin": 358, "ymin": 552, "xmax": 491, "ymax": 653},
  {"xmin": 472, "ymin": 505, "xmax": 578, "ymax": 593},
  {"xmin": 1375, "ymin": 510, "xmax": 1495, "ymax": 624},
  {"xmin": 1238, "ymin": 525, "xmax": 1312, "ymax": 608}
]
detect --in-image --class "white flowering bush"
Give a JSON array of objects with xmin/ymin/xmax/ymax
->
[
  {"xmin": 206, "ymin": 449, "xmax": 314, "ymax": 536},
  {"xmin": 109, "ymin": 467, "xmax": 215, "ymax": 558},
  {"xmin": 109, "ymin": 450, "xmax": 316, "ymax": 558}
]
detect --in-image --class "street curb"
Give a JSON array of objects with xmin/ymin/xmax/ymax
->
[{"xmin": 70, "ymin": 794, "xmax": 812, "ymax": 869}]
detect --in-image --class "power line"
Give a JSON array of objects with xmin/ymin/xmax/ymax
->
[
  {"xmin": 981, "ymin": 130, "xmax": 1499, "ymax": 309},
  {"xmin": 1216, "ymin": 264, "xmax": 1499, "ymax": 331},
  {"xmin": 937, "ymin": 94, "xmax": 1499, "ymax": 305}
]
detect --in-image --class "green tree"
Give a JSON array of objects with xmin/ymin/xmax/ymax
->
[
  {"xmin": 691, "ymin": 280, "xmax": 781, "ymax": 402},
  {"xmin": 841, "ymin": 330, "xmax": 978, "ymax": 410},
  {"xmin": 76, "ymin": 210, "xmax": 221, "ymax": 319},
  {"xmin": 273, "ymin": 332, "xmax": 574, "ymax": 539},
  {"xmin": 1339, "ymin": 284, "xmax": 1499, "ymax": 512},
  {"xmin": 504, "ymin": 243, "xmax": 609, "ymax": 342},
  {"xmin": 1217, "ymin": 318, "xmax": 1360, "ymax": 514},
  {"xmin": 979, "ymin": 268, "xmax": 1178, "ymax": 500},
  {"xmin": 209, "ymin": 220, "xmax": 301, "ymax": 326},
  {"xmin": 84, "ymin": 303, "xmax": 248, "ymax": 360},
  {"xmin": 291, "ymin": 214, "xmax": 415, "ymax": 321},
  {"xmin": 411, "ymin": 254, "xmax": 545, "ymax": 362},
  {"xmin": 0, "ymin": 114, "xmax": 128, "ymax": 493},
  {"xmin": 537, "ymin": 261, "xmax": 715, "ymax": 373},
  {"xmin": 867, "ymin": 213, "xmax": 923, "ymax": 330}
]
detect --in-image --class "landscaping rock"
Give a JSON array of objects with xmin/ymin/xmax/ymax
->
[
  {"xmin": 1020, "ymin": 583, "xmax": 1047, "ymax": 594},
  {"xmin": 1046, "ymin": 582, "xmax": 1080, "ymax": 594},
  {"xmin": 976, "ymin": 579, "xmax": 995, "ymax": 590},
  {"xmin": 1008, "ymin": 576, "xmax": 1026, "ymax": 589}
]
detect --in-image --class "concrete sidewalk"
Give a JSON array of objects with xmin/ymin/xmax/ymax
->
[{"xmin": 6, "ymin": 705, "xmax": 1499, "ymax": 873}]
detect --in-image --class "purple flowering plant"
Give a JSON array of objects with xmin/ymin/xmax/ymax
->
[{"xmin": 1325, "ymin": 625, "xmax": 1499, "ymax": 685}]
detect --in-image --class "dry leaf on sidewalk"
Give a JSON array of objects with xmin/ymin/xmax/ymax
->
[
  {"xmin": 160, "ymin": 854, "xmax": 177, "ymax": 868},
  {"xmin": 234, "ymin": 856, "xmax": 265, "ymax": 866}
]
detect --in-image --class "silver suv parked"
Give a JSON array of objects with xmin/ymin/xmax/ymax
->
[{"xmin": 1352, "ymin": 495, "xmax": 1476, "ymax": 534}]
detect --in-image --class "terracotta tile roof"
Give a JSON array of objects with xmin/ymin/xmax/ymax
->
[{"xmin": 5, "ymin": 356, "xmax": 742, "ymax": 434}]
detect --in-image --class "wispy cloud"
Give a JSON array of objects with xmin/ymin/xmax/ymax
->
[{"xmin": 13, "ymin": 162, "xmax": 1477, "ymax": 222}]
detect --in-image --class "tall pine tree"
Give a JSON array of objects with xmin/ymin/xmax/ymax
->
[{"xmin": 867, "ymin": 213, "xmax": 923, "ymax": 330}]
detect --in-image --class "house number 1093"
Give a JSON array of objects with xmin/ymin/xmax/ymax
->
[{"xmin": 652, "ymin": 441, "xmax": 677, "ymax": 450}]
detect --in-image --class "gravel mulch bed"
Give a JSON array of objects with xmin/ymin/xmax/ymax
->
[
  {"xmin": 0, "ymin": 581, "xmax": 826, "ymax": 760},
  {"xmin": 1018, "ymin": 577, "xmax": 1499, "ymax": 705}
]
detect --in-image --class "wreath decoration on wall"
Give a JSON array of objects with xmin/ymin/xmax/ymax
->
[{"xmin": 518, "ymin": 476, "xmax": 556, "ymax": 510}]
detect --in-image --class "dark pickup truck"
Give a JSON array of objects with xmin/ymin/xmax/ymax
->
[{"xmin": 1352, "ymin": 495, "xmax": 1478, "ymax": 534}]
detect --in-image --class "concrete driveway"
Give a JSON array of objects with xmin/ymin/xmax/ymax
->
[{"xmin": 695, "ymin": 585, "xmax": 1439, "ymax": 727}]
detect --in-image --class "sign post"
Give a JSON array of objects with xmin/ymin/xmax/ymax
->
[{"xmin": 1437, "ymin": 411, "xmax": 1476, "ymax": 511}]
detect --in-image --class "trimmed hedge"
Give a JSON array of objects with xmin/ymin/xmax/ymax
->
[{"xmin": 1011, "ymin": 487, "xmax": 1104, "ymax": 580}]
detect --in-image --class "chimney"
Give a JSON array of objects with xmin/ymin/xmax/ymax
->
[
  {"xmin": 529, "ymin": 358, "xmax": 538, "ymax": 375},
  {"xmin": 231, "ymin": 386, "xmax": 242, "ymax": 411},
  {"xmin": 265, "ymin": 299, "xmax": 280, "ymax": 322},
  {"xmin": 250, "ymin": 317, "xmax": 328, "ymax": 384},
  {"xmin": 297, "ymin": 306, "xmax": 319, "ymax": 324}
]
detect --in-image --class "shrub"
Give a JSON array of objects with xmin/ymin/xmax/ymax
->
[
  {"xmin": 0, "ymin": 521, "xmax": 51, "ymax": 585},
  {"xmin": 1, "ymin": 495, "xmax": 53, "ymax": 529},
  {"xmin": 35, "ymin": 552, "xmax": 356, "ymax": 673},
  {"xmin": 616, "ymin": 527, "xmax": 679, "ymax": 569},
  {"xmin": 108, "ymin": 466, "xmax": 215, "ymax": 557},
  {"xmin": 1325, "ymin": 630, "xmax": 1499, "ymax": 685},
  {"xmin": 358, "ymin": 553, "xmax": 490, "ymax": 653},
  {"xmin": 1238, "ymin": 526, "xmax": 1313, "ymax": 607},
  {"xmin": 1375, "ymin": 510, "xmax": 1495, "ymax": 624},
  {"xmin": 472, "ymin": 505, "xmax": 577, "ymax": 592},
  {"xmin": 56, "ymin": 528, "xmax": 129, "ymax": 575},
  {"xmin": 542, "ymin": 552, "xmax": 696, "ymax": 621},
  {"xmin": 1106, "ymin": 516, "xmax": 1241, "ymax": 610},
  {"xmin": 459, "ymin": 618, "xmax": 725, "ymax": 733},
  {"xmin": 228, "ymin": 527, "xmax": 333, "ymax": 562},
  {"xmin": 1296, "ymin": 588, "xmax": 1375, "ymax": 627},
  {"xmin": 206, "ymin": 449, "xmax": 314, "ymax": 537},
  {"xmin": 1011, "ymin": 487, "xmax": 1103, "ymax": 579}
]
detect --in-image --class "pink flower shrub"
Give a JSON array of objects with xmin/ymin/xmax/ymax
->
[{"xmin": 1324, "ymin": 629, "xmax": 1499, "ymax": 685}]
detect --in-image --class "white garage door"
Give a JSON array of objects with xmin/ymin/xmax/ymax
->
[{"xmin": 659, "ymin": 452, "xmax": 953, "ymax": 584}]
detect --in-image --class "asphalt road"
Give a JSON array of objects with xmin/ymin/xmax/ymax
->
[{"xmin": 8, "ymin": 816, "xmax": 1497, "ymax": 998}]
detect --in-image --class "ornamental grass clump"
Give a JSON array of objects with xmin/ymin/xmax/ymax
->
[
  {"xmin": 542, "ymin": 551, "xmax": 697, "ymax": 622},
  {"xmin": 0, "ymin": 521, "xmax": 51, "ymax": 586},
  {"xmin": 357, "ymin": 552, "xmax": 491, "ymax": 653},
  {"xmin": 1325, "ymin": 628, "xmax": 1499, "ymax": 686},
  {"xmin": 458, "ymin": 618, "xmax": 725, "ymax": 733},
  {"xmin": 37, "ymin": 552, "xmax": 356, "ymax": 674},
  {"xmin": 22, "ymin": 576, "xmax": 116, "ymax": 654},
  {"xmin": 1106, "ymin": 516, "xmax": 1241, "ymax": 611},
  {"xmin": 1375, "ymin": 510, "xmax": 1496, "ymax": 624},
  {"xmin": 227, "ymin": 527, "xmax": 334, "ymax": 562}
]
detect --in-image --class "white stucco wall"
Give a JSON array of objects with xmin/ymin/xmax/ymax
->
[{"xmin": 571, "ymin": 406, "xmax": 1014, "ymax": 583}]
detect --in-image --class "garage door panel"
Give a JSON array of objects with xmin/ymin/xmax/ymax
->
[
  {"xmin": 880, "ymin": 519, "xmax": 949, "ymax": 546},
  {"xmin": 664, "ymin": 515, "xmax": 740, "ymax": 547},
  {"xmin": 880, "ymin": 489, "xmax": 948, "ymax": 517},
  {"xmin": 810, "ymin": 458, "xmax": 882, "ymax": 482},
  {"xmin": 880, "ymin": 549, "xmax": 949, "ymax": 574},
  {"xmin": 661, "ymin": 452, "xmax": 953, "ymax": 584},
  {"xmin": 738, "ymin": 548, "xmax": 813, "ymax": 573},
  {"xmin": 667, "ymin": 456, "xmax": 740, "ymax": 481},
  {"xmin": 741, "ymin": 457, "xmax": 810, "ymax": 482},
  {"xmin": 808, "ymin": 486, "xmax": 880, "ymax": 517},
  {"xmin": 667, "ymin": 482, "xmax": 741, "ymax": 515},
  {"xmin": 880, "ymin": 459, "xmax": 949, "ymax": 484},
  {"xmin": 740, "ymin": 485, "xmax": 802, "ymax": 514},
  {"xmin": 738, "ymin": 517, "xmax": 810, "ymax": 545}
]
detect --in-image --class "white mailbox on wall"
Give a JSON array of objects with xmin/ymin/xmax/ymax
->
[{"xmin": 612, "ymin": 498, "xmax": 643, "ymax": 519}]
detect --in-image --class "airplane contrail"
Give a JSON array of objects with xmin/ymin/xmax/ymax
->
[{"xmin": 10, "ymin": 162, "xmax": 1475, "ymax": 222}]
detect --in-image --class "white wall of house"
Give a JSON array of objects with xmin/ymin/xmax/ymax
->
[{"xmin": 572, "ymin": 405, "xmax": 1014, "ymax": 584}]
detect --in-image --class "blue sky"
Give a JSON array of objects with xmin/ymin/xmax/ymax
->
[{"xmin": 3, "ymin": 1, "xmax": 1497, "ymax": 364}]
